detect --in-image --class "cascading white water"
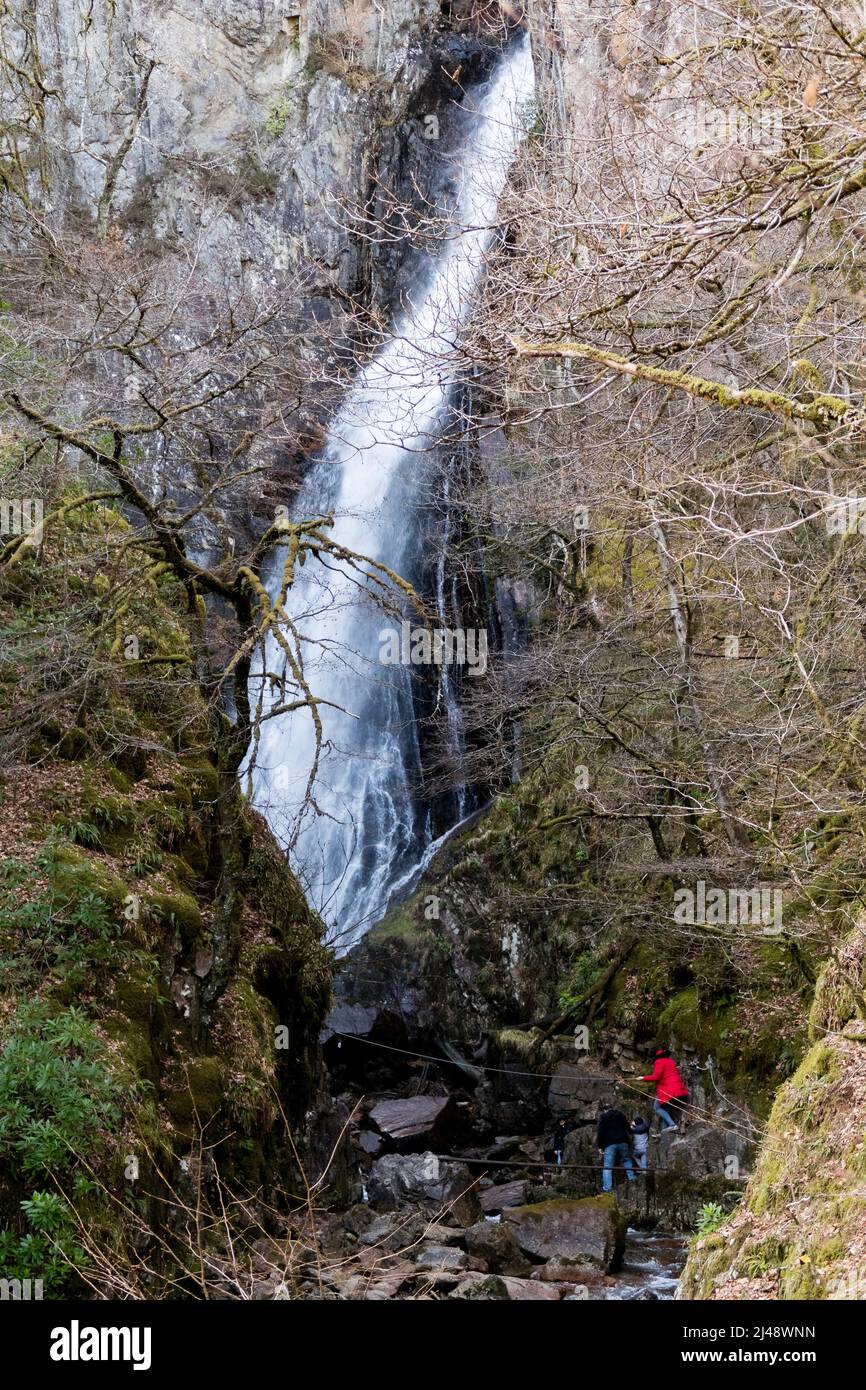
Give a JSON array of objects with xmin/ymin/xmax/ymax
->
[{"xmin": 243, "ymin": 37, "xmax": 535, "ymax": 948}]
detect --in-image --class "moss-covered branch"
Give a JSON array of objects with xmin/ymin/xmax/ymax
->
[
  {"xmin": 0, "ymin": 489, "xmax": 120, "ymax": 565},
  {"xmin": 509, "ymin": 339, "xmax": 857, "ymax": 430}
]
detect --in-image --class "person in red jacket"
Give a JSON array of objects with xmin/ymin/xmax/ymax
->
[{"xmin": 640, "ymin": 1049, "xmax": 689, "ymax": 1131}]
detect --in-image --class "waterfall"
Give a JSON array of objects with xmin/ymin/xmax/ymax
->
[
  {"xmin": 433, "ymin": 464, "xmax": 469, "ymax": 823},
  {"xmin": 243, "ymin": 37, "xmax": 535, "ymax": 949}
]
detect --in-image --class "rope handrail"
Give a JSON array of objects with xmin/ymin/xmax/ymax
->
[{"xmin": 331, "ymin": 1029, "xmax": 762, "ymax": 1143}]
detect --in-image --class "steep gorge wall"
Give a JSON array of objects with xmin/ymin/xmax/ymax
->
[
  {"xmin": 0, "ymin": 0, "xmax": 519, "ymax": 1294},
  {"xmin": 321, "ymin": 0, "xmax": 866, "ymax": 1299}
]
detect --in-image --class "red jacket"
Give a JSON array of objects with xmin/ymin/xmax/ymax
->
[{"xmin": 642, "ymin": 1054, "xmax": 688, "ymax": 1104}]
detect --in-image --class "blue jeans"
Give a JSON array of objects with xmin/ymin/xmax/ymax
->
[
  {"xmin": 602, "ymin": 1142, "xmax": 635, "ymax": 1192},
  {"xmin": 654, "ymin": 1098, "xmax": 676, "ymax": 1129}
]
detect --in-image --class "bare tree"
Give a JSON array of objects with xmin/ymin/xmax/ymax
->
[{"xmin": 400, "ymin": 0, "xmax": 866, "ymax": 1023}]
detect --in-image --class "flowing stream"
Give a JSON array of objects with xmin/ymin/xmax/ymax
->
[{"xmin": 243, "ymin": 38, "xmax": 535, "ymax": 947}]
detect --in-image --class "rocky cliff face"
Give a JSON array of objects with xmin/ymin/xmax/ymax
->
[
  {"xmin": 10, "ymin": 0, "xmax": 463, "ymax": 297},
  {"xmin": 530, "ymin": 0, "xmax": 708, "ymax": 140},
  {"xmin": 2, "ymin": 0, "xmax": 509, "ymax": 542}
]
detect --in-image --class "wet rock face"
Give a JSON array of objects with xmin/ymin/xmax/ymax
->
[
  {"xmin": 324, "ymin": 932, "xmax": 433, "ymax": 1066},
  {"xmin": 503, "ymin": 1194, "xmax": 627, "ymax": 1271}
]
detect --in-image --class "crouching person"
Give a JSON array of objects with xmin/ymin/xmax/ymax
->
[{"xmin": 596, "ymin": 1106, "xmax": 636, "ymax": 1193}]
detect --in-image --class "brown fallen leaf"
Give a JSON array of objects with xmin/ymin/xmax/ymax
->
[{"xmin": 803, "ymin": 77, "xmax": 820, "ymax": 109}]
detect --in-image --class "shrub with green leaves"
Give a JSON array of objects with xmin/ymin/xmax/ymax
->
[
  {"xmin": 0, "ymin": 1000, "xmax": 121, "ymax": 1173},
  {"xmin": 0, "ymin": 1187, "xmax": 88, "ymax": 1294},
  {"xmin": 0, "ymin": 1000, "xmax": 121, "ymax": 1293},
  {"xmin": 558, "ymin": 951, "xmax": 604, "ymax": 1013},
  {"xmin": 695, "ymin": 1201, "xmax": 728, "ymax": 1237},
  {"xmin": 0, "ymin": 854, "xmax": 126, "ymax": 987}
]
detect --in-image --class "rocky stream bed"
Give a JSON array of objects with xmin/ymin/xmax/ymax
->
[{"xmin": 251, "ymin": 1039, "xmax": 754, "ymax": 1300}]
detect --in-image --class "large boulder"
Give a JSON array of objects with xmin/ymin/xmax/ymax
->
[
  {"xmin": 464, "ymin": 1220, "xmax": 531, "ymax": 1275},
  {"xmin": 547, "ymin": 1062, "xmax": 631, "ymax": 1121},
  {"xmin": 654, "ymin": 1123, "xmax": 752, "ymax": 1176},
  {"xmin": 367, "ymin": 1151, "xmax": 482, "ymax": 1226},
  {"xmin": 500, "ymin": 1277, "xmax": 562, "ymax": 1300},
  {"xmin": 480, "ymin": 1179, "xmax": 528, "ymax": 1212},
  {"xmin": 503, "ymin": 1195, "xmax": 626, "ymax": 1271},
  {"xmin": 368, "ymin": 1095, "xmax": 461, "ymax": 1151},
  {"xmin": 356, "ymin": 1211, "xmax": 429, "ymax": 1252},
  {"xmin": 530, "ymin": 1261, "xmax": 606, "ymax": 1285},
  {"xmin": 414, "ymin": 1245, "xmax": 472, "ymax": 1272}
]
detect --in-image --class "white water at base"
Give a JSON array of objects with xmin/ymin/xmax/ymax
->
[{"xmin": 243, "ymin": 38, "xmax": 535, "ymax": 949}]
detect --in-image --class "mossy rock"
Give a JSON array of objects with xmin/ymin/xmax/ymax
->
[
  {"xmin": 808, "ymin": 922, "xmax": 866, "ymax": 1038},
  {"xmin": 369, "ymin": 900, "xmax": 427, "ymax": 946},
  {"xmin": 146, "ymin": 888, "xmax": 204, "ymax": 947},
  {"xmin": 103, "ymin": 1011, "xmax": 158, "ymax": 1084},
  {"xmin": 211, "ymin": 980, "xmax": 277, "ymax": 1128},
  {"xmin": 164, "ymin": 1056, "xmax": 227, "ymax": 1130},
  {"xmin": 53, "ymin": 727, "xmax": 92, "ymax": 760},
  {"xmin": 110, "ymin": 962, "xmax": 165, "ymax": 1026},
  {"xmin": 185, "ymin": 758, "xmax": 221, "ymax": 806},
  {"xmin": 682, "ymin": 1031, "xmax": 866, "ymax": 1299},
  {"xmin": 1, "ymin": 475, "xmax": 333, "ymax": 1288},
  {"xmin": 623, "ymin": 1170, "xmax": 739, "ymax": 1233},
  {"xmin": 503, "ymin": 1193, "xmax": 627, "ymax": 1271},
  {"xmin": 46, "ymin": 843, "xmax": 131, "ymax": 911},
  {"xmin": 81, "ymin": 787, "xmax": 140, "ymax": 848}
]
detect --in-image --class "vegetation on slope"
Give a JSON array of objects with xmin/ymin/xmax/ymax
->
[{"xmin": 0, "ymin": 467, "xmax": 331, "ymax": 1294}]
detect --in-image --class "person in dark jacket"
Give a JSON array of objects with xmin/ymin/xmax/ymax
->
[
  {"xmin": 596, "ymin": 1107, "xmax": 636, "ymax": 1192},
  {"xmin": 630, "ymin": 1115, "xmax": 650, "ymax": 1169},
  {"xmin": 640, "ymin": 1049, "xmax": 689, "ymax": 1131},
  {"xmin": 552, "ymin": 1118, "xmax": 572, "ymax": 1166}
]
